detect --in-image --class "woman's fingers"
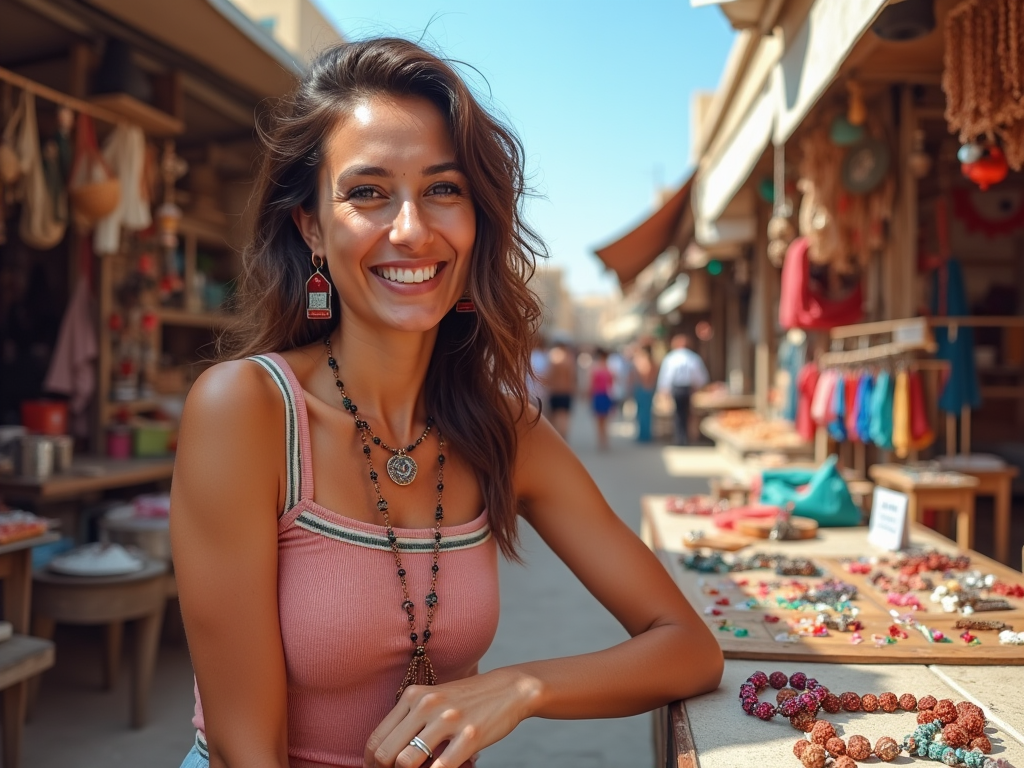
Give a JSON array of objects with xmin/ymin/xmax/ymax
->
[{"xmin": 363, "ymin": 693, "xmax": 415, "ymax": 768}]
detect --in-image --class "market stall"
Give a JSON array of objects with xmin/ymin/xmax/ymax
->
[{"xmin": 643, "ymin": 494, "xmax": 1024, "ymax": 768}]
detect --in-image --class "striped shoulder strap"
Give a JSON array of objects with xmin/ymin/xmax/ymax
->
[{"xmin": 248, "ymin": 354, "xmax": 303, "ymax": 514}]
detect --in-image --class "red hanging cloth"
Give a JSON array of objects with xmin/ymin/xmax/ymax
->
[{"xmin": 779, "ymin": 237, "xmax": 864, "ymax": 330}]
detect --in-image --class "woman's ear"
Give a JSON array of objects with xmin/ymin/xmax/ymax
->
[{"xmin": 292, "ymin": 205, "xmax": 324, "ymax": 255}]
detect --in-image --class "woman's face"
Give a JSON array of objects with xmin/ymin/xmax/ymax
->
[{"xmin": 299, "ymin": 95, "xmax": 476, "ymax": 334}]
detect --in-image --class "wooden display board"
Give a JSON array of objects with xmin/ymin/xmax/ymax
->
[{"xmin": 642, "ymin": 495, "xmax": 1024, "ymax": 666}]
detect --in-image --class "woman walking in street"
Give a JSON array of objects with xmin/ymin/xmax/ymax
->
[
  {"xmin": 171, "ymin": 38, "xmax": 722, "ymax": 768},
  {"xmin": 589, "ymin": 348, "xmax": 615, "ymax": 451},
  {"xmin": 630, "ymin": 342, "xmax": 659, "ymax": 443}
]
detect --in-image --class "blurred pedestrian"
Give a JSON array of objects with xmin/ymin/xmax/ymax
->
[
  {"xmin": 630, "ymin": 342, "xmax": 659, "ymax": 443},
  {"xmin": 589, "ymin": 348, "xmax": 614, "ymax": 450},
  {"xmin": 528, "ymin": 335, "xmax": 549, "ymax": 412},
  {"xmin": 657, "ymin": 334, "xmax": 708, "ymax": 445},
  {"xmin": 546, "ymin": 340, "xmax": 576, "ymax": 440},
  {"xmin": 606, "ymin": 348, "xmax": 629, "ymax": 414}
]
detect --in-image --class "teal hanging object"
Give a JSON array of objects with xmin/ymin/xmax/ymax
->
[
  {"xmin": 758, "ymin": 177, "xmax": 775, "ymax": 204},
  {"xmin": 931, "ymin": 259, "xmax": 982, "ymax": 413},
  {"xmin": 830, "ymin": 116, "xmax": 864, "ymax": 147}
]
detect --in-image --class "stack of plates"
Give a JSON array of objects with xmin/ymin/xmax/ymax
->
[{"xmin": 48, "ymin": 543, "xmax": 144, "ymax": 577}]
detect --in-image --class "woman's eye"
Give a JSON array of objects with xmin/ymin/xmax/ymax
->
[
  {"xmin": 429, "ymin": 181, "xmax": 463, "ymax": 197},
  {"xmin": 346, "ymin": 186, "xmax": 383, "ymax": 200}
]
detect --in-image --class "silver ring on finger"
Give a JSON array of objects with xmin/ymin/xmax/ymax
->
[{"xmin": 409, "ymin": 735, "xmax": 434, "ymax": 760}]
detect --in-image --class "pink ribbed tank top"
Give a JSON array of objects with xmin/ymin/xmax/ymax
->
[{"xmin": 191, "ymin": 354, "xmax": 500, "ymax": 767}]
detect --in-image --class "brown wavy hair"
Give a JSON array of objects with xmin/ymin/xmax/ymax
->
[{"xmin": 220, "ymin": 38, "xmax": 545, "ymax": 560}]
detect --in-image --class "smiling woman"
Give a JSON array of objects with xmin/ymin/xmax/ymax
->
[{"xmin": 170, "ymin": 37, "xmax": 723, "ymax": 768}]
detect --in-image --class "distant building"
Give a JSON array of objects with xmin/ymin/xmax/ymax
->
[
  {"xmin": 230, "ymin": 0, "xmax": 343, "ymax": 62},
  {"xmin": 529, "ymin": 266, "xmax": 575, "ymax": 342}
]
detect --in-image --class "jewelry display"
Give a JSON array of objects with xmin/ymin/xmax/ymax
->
[
  {"xmin": 680, "ymin": 552, "xmax": 822, "ymax": 577},
  {"xmin": 954, "ymin": 619, "xmax": 1013, "ymax": 632},
  {"xmin": 998, "ymin": 630, "xmax": 1024, "ymax": 645},
  {"xmin": 324, "ymin": 336, "xmax": 446, "ymax": 701}
]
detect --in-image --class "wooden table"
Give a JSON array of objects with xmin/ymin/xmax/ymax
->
[
  {"xmin": 0, "ymin": 534, "xmax": 58, "ymax": 768},
  {"xmin": 641, "ymin": 496, "xmax": 1024, "ymax": 768},
  {"xmin": 0, "ymin": 457, "xmax": 174, "ymax": 504},
  {"xmin": 958, "ymin": 466, "xmax": 1020, "ymax": 565},
  {"xmin": 869, "ymin": 463, "xmax": 979, "ymax": 550}
]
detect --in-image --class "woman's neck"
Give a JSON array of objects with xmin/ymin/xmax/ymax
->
[{"xmin": 325, "ymin": 318, "xmax": 438, "ymax": 446}]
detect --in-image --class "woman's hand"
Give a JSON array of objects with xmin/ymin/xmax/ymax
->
[{"xmin": 363, "ymin": 668, "xmax": 542, "ymax": 768}]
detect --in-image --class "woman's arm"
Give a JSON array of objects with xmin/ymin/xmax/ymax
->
[
  {"xmin": 508, "ymin": 413, "xmax": 724, "ymax": 716},
  {"xmin": 364, "ymin": 410, "xmax": 722, "ymax": 768},
  {"xmin": 170, "ymin": 361, "xmax": 290, "ymax": 768}
]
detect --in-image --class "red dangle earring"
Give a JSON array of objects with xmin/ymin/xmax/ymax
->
[
  {"xmin": 306, "ymin": 253, "xmax": 332, "ymax": 320},
  {"xmin": 455, "ymin": 290, "xmax": 476, "ymax": 313}
]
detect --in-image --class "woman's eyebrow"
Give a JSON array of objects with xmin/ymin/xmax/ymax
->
[
  {"xmin": 422, "ymin": 161, "xmax": 463, "ymax": 176},
  {"xmin": 336, "ymin": 165, "xmax": 392, "ymax": 186}
]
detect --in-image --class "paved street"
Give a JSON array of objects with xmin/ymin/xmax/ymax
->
[{"xmin": 23, "ymin": 407, "xmax": 715, "ymax": 767}]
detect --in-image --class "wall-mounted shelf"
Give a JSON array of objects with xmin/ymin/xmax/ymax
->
[
  {"xmin": 88, "ymin": 93, "xmax": 185, "ymax": 136},
  {"xmin": 155, "ymin": 308, "xmax": 234, "ymax": 330}
]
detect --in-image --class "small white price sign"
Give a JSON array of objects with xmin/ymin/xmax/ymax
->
[{"xmin": 868, "ymin": 487, "xmax": 911, "ymax": 551}]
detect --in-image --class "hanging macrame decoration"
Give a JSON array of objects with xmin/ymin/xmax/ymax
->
[{"xmin": 942, "ymin": 0, "xmax": 1024, "ymax": 171}]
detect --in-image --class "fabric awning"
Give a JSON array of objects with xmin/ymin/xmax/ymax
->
[
  {"xmin": 772, "ymin": 0, "xmax": 889, "ymax": 144},
  {"xmin": 83, "ymin": 0, "xmax": 304, "ymax": 98},
  {"xmin": 593, "ymin": 177, "xmax": 693, "ymax": 288},
  {"xmin": 693, "ymin": 83, "xmax": 772, "ymax": 229}
]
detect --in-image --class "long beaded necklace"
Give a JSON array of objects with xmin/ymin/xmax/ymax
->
[{"xmin": 323, "ymin": 337, "xmax": 445, "ymax": 701}]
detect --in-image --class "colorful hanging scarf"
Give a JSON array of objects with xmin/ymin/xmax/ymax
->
[
  {"xmin": 869, "ymin": 370, "xmax": 894, "ymax": 450},
  {"xmin": 796, "ymin": 363, "xmax": 820, "ymax": 442},
  {"xmin": 828, "ymin": 374, "xmax": 848, "ymax": 441},
  {"xmin": 855, "ymin": 373, "xmax": 875, "ymax": 445}
]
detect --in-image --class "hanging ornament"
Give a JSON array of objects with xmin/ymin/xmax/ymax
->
[
  {"xmin": 961, "ymin": 144, "xmax": 1009, "ymax": 190},
  {"xmin": 846, "ymin": 81, "xmax": 867, "ymax": 127},
  {"xmin": 957, "ymin": 142, "xmax": 985, "ymax": 164},
  {"xmin": 952, "ymin": 187, "xmax": 1024, "ymax": 237},
  {"xmin": 829, "ymin": 115, "xmax": 865, "ymax": 147},
  {"xmin": 907, "ymin": 129, "xmax": 932, "ymax": 178},
  {"xmin": 155, "ymin": 201, "xmax": 182, "ymax": 248},
  {"xmin": 943, "ymin": 0, "xmax": 1024, "ymax": 170}
]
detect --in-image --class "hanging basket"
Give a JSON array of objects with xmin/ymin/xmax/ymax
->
[{"xmin": 68, "ymin": 113, "xmax": 121, "ymax": 225}]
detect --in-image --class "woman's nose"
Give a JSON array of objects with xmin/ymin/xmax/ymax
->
[{"xmin": 389, "ymin": 199, "xmax": 431, "ymax": 251}]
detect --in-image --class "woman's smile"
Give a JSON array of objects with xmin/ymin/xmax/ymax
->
[{"xmin": 370, "ymin": 261, "xmax": 449, "ymax": 293}]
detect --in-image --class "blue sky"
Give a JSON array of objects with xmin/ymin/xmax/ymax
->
[{"xmin": 316, "ymin": 1, "xmax": 735, "ymax": 296}]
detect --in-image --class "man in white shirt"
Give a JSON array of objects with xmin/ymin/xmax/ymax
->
[{"xmin": 656, "ymin": 334, "xmax": 709, "ymax": 445}]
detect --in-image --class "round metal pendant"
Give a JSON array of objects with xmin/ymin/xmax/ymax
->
[{"xmin": 386, "ymin": 453, "xmax": 418, "ymax": 486}]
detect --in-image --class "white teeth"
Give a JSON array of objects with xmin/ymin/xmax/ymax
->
[{"xmin": 374, "ymin": 265, "xmax": 441, "ymax": 284}]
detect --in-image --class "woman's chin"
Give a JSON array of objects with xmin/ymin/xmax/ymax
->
[{"xmin": 376, "ymin": 305, "xmax": 451, "ymax": 334}]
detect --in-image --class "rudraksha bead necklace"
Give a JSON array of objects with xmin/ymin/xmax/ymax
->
[
  {"xmin": 324, "ymin": 337, "xmax": 446, "ymax": 702},
  {"xmin": 740, "ymin": 671, "xmax": 1011, "ymax": 768}
]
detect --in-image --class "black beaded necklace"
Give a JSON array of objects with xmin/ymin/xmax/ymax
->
[{"xmin": 323, "ymin": 336, "xmax": 445, "ymax": 701}]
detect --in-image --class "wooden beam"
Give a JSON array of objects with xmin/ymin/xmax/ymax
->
[{"xmin": 67, "ymin": 42, "xmax": 91, "ymax": 99}]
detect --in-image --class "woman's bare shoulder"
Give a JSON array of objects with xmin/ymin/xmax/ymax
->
[{"xmin": 178, "ymin": 359, "xmax": 287, "ymax": 463}]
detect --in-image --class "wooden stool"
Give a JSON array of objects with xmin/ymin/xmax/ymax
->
[
  {"xmin": 31, "ymin": 560, "xmax": 168, "ymax": 728},
  {"xmin": 869, "ymin": 464, "xmax": 979, "ymax": 550}
]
